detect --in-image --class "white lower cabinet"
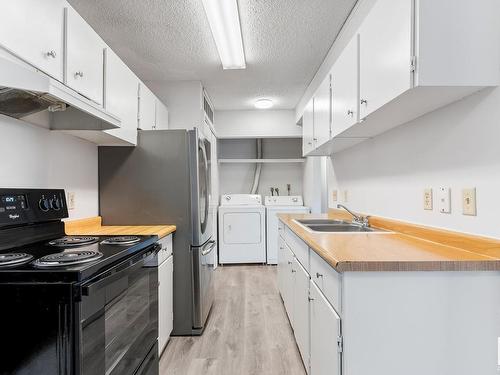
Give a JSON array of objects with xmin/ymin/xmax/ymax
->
[
  {"xmin": 293, "ymin": 258, "xmax": 311, "ymax": 373},
  {"xmin": 310, "ymin": 280, "xmax": 341, "ymax": 375},
  {"xmin": 158, "ymin": 235, "xmax": 174, "ymax": 356}
]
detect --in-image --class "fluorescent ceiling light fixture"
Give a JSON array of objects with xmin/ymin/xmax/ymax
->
[
  {"xmin": 202, "ymin": 0, "xmax": 246, "ymax": 69},
  {"xmin": 255, "ymin": 99, "xmax": 273, "ymax": 109}
]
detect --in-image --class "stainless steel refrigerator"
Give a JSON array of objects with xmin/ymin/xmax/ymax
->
[{"xmin": 98, "ymin": 128, "xmax": 215, "ymax": 335}]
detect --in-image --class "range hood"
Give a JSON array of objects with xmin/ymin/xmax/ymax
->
[{"xmin": 0, "ymin": 54, "xmax": 120, "ymax": 130}]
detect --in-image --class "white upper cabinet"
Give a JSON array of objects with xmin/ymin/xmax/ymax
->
[
  {"xmin": 358, "ymin": 0, "xmax": 412, "ymax": 119},
  {"xmin": 0, "ymin": 0, "xmax": 66, "ymax": 81},
  {"xmin": 103, "ymin": 48, "xmax": 139, "ymax": 145},
  {"xmin": 302, "ymin": 98, "xmax": 315, "ymax": 156},
  {"xmin": 302, "ymin": 0, "xmax": 499, "ymax": 154},
  {"xmin": 312, "ymin": 74, "xmax": 331, "ymax": 148},
  {"xmin": 138, "ymin": 83, "xmax": 156, "ymax": 130},
  {"xmin": 65, "ymin": 5, "xmax": 105, "ymax": 105},
  {"xmin": 331, "ymin": 35, "xmax": 359, "ymax": 137},
  {"xmin": 155, "ymin": 101, "xmax": 169, "ymax": 130}
]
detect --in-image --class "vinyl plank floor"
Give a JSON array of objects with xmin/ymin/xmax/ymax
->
[{"xmin": 160, "ymin": 265, "xmax": 306, "ymax": 375}]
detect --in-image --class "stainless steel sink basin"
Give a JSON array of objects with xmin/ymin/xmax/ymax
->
[
  {"xmin": 295, "ymin": 219, "xmax": 387, "ymax": 233},
  {"xmin": 306, "ymin": 224, "xmax": 384, "ymax": 233},
  {"xmin": 296, "ymin": 219, "xmax": 348, "ymax": 225}
]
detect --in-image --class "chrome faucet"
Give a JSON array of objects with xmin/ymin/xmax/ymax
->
[{"xmin": 337, "ymin": 204, "xmax": 370, "ymax": 227}]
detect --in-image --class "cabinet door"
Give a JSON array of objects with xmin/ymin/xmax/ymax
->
[
  {"xmin": 313, "ymin": 74, "xmax": 331, "ymax": 147},
  {"xmin": 302, "ymin": 98, "xmax": 315, "ymax": 156},
  {"xmin": 158, "ymin": 256, "xmax": 174, "ymax": 354},
  {"xmin": 155, "ymin": 101, "xmax": 169, "ymax": 130},
  {"xmin": 65, "ymin": 6, "xmax": 104, "ymax": 104},
  {"xmin": 358, "ymin": 0, "xmax": 413, "ymax": 119},
  {"xmin": 331, "ymin": 35, "xmax": 359, "ymax": 137},
  {"xmin": 293, "ymin": 258, "xmax": 310, "ymax": 372},
  {"xmin": 104, "ymin": 48, "xmax": 139, "ymax": 143},
  {"xmin": 138, "ymin": 84, "xmax": 156, "ymax": 130},
  {"xmin": 277, "ymin": 237, "xmax": 287, "ymax": 296},
  {"xmin": 283, "ymin": 246, "xmax": 295, "ymax": 325},
  {"xmin": 0, "ymin": 0, "xmax": 66, "ymax": 81},
  {"xmin": 310, "ymin": 281, "xmax": 341, "ymax": 375}
]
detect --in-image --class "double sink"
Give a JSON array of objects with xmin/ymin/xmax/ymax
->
[{"xmin": 295, "ymin": 219, "xmax": 386, "ymax": 233}]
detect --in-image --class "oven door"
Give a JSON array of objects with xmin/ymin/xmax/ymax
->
[{"xmin": 77, "ymin": 245, "xmax": 159, "ymax": 375}]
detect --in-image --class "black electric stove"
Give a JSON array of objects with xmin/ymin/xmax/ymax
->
[{"xmin": 0, "ymin": 189, "xmax": 160, "ymax": 375}]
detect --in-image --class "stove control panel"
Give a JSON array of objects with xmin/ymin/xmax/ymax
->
[{"xmin": 0, "ymin": 189, "xmax": 68, "ymax": 227}]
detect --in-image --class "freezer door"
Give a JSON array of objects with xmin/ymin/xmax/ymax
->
[{"xmin": 192, "ymin": 239, "xmax": 216, "ymax": 329}]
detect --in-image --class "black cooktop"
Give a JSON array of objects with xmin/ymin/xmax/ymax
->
[{"xmin": 0, "ymin": 234, "xmax": 158, "ymax": 283}]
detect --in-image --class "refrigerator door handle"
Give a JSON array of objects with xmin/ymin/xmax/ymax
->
[{"xmin": 201, "ymin": 240, "xmax": 216, "ymax": 256}]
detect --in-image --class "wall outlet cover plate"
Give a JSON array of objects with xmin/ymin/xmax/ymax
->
[
  {"xmin": 438, "ymin": 187, "xmax": 451, "ymax": 214},
  {"xmin": 423, "ymin": 188, "xmax": 433, "ymax": 210}
]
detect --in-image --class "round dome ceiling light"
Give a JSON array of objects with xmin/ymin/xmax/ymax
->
[{"xmin": 254, "ymin": 99, "xmax": 273, "ymax": 109}]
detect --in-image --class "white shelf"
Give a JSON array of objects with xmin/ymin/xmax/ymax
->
[{"xmin": 218, "ymin": 158, "xmax": 305, "ymax": 164}]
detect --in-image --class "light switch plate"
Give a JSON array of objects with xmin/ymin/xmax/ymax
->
[
  {"xmin": 438, "ymin": 187, "xmax": 451, "ymax": 213},
  {"xmin": 67, "ymin": 192, "xmax": 76, "ymax": 210},
  {"xmin": 332, "ymin": 190, "xmax": 338, "ymax": 202},
  {"xmin": 462, "ymin": 188, "xmax": 477, "ymax": 216},
  {"xmin": 423, "ymin": 188, "xmax": 433, "ymax": 210}
]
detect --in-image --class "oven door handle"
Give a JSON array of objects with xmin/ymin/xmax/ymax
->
[{"xmin": 81, "ymin": 244, "xmax": 160, "ymax": 297}]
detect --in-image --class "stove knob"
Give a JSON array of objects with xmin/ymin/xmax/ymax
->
[
  {"xmin": 50, "ymin": 198, "xmax": 61, "ymax": 211},
  {"xmin": 38, "ymin": 198, "xmax": 50, "ymax": 212}
]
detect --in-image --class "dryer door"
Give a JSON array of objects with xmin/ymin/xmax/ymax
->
[{"xmin": 223, "ymin": 212, "xmax": 262, "ymax": 244}]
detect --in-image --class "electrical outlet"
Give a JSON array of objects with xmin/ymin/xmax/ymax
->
[
  {"xmin": 462, "ymin": 188, "xmax": 477, "ymax": 216},
  {"xmin": 67, "ymin": 192, "xmax": 76, "ymax": 210},
  {"xmin": 342, "ymin": 190, "xmax": 348, "ymax": 202},
  {"xmin": 423, "ymin": 188, "xmax": 433, "ymax": 210},
  {"xmin": 438, "ymin": 187, "xmax": 451, "ymax": 213},
  {"xmin": 331, "ymin": 190, "xmax": 338, "ymax": 202}
]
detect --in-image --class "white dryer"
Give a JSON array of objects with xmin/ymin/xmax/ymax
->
[
  {"xmin": 265, "ymin": 196, "xmax": 309, "ymax": 265},
  {"xmin": 218, "ymin": 194, "xmax": 266, "ymax": 264}
]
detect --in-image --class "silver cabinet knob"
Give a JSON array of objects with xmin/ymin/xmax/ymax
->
[
  {"xmin": 307, "ymin": 142, "xmax": 312, "ymax": 145},
  {"xmin": 308, "ymin": 297, "xmax": 315, "ymax": 302},
  {"xmin": 316, "ymin": 272, "xmax": 323, "ymax": 278},
  {"xmin": 46, "ymin": 50, "xmax": 57, "ymax": 58},
  {"xmin": 74, "ymin": 71, "xmax": 84, "ymax": 78},
  {"xmin": 361, "ymin": 99, "xmax": 368, "ymax": 105},
  {"xmin": 347, "ymin": 109, "xmax": 354, "ymax": 117},
  {"xmin": 287, "ymin": 261, "xmax": 292, "ymax": 265}
]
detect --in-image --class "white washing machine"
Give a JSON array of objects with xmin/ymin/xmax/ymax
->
[
  {"xmin": 265, "ymin": 196, "xmax": 309, "ymax": 265},
  {"xmin": 218, "ymin": 194, "xmax": 266, "ymax": 264}
]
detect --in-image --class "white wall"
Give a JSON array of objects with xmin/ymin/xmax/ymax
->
[
  {"xmin": 327, "ymin": 86, "xmax": 500, "ymax": 239},
  {"xmin": 215, "ymin": 110, "xmax": 302, "ymax": 138},
  {"xmin": 0, "ymin": 116, "xmax": 98, "ymax": 220}
]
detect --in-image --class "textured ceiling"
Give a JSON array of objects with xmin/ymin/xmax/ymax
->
[{"xmin": 68, "ymin": 0, "xmax": 356, "ymax": 110}]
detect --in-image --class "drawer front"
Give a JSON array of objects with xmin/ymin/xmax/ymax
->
[
  {"xmin": 157, "ymin": 234, "xmax": 173, "ymax": 264},
  {"xmin": 310, "ymin": 249, "xmax": 341, "ymax": 313},
  {"xmin": 284, "ymin": 226, "xmax": 309, "ymax": 273}
]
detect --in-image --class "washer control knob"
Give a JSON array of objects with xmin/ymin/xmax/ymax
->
[{"xmin": 50, "ymin": 198, "xmax": 61, "ymax": 211}]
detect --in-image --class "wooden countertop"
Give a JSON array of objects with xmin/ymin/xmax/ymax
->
[
  {"xmin": 278, "ymin": 211, "xmax": 500, "ymax": 272},
  {"xmin": 65, "ymin": 217, "xmax": 176, "ymax": 239}
]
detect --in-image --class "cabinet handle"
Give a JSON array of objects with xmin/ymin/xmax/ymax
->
[
  {"xmin": 308, "ymin": 297, "xmax": 315, "ymax": 302},
  {"xmin": 287, "ymin": 261, "xmax": 292, "ymax": 265},
  {"xmin": 316, "ymin": 272, "xmax": 323, "ymax": 278},
  {"xmin": 307, "ymin": 142, "xmax": 312, "ymax": 145},
  {"xmin": 74, "ymin": 71, "xmax": 84, "ymax": 78},
  {"xmin": 347, "ymin": 109, "xmax": 354, "ymax": 117},
  {"xmin": 360, "ymin": 99, "xmax": 368, "ymax": 105},
  {"xmin": 46, "ymin": 50, "xmax": 57, "ymax": 58},
  {"xmin": 291, "ymin": 269, "xmax": 296, "ymax": 273}
]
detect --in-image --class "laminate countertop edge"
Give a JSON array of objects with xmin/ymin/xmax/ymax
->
[{"xmin": 278, "ymin": 212, "xmax": 500, "ymax": 272}]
